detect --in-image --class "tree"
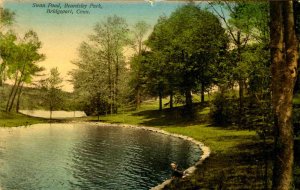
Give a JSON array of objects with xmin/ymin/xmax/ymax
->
[
  {"xmin": 0, "ymin": 32, "xmax": 17, "ymax": 87},
  {"xmin": 40, "ymin": 68, "xmax": 63, "ymax": 120},
  {"xmin": 146, "ymin": 16, "xmax": 175, "ymax": 110},
  {"xmin": 209, "ymin": 2, "xmax": 269, "ymax": 116},
  {"xmin": 145, "ymin": 51, "xmax": 170, "ymax": 111},
  {"xmin": 71, "ymin": 16, "xmax": 129, "ymax": 115},
  {"xmin": 147, "ymin": 5, "xmax": 227, "ymax": 109},
  {"xmin": 294, "ymin": 0, "xmax": 300, "ymax": 93},
  {"xmin": 130, "ymin": 21, "xmax": 150, "ymax": 55},
  {"xmin": 4, "ymin": 30, "xmax": 45, "ymax": 112},
  {"xmin": 269, "ymin": 1, "xmax": 299, "ymax": 190},
  {"xmin": 208, "ymin": 2, "xmax": 274, "ymax": 138},
  {"xmin": 295, "ymin": 0, "xmax": 300, "ymax": 41},
  {"xmin": 0, "ymin": 7, "xmax": 15, "ymax": 86},
  {"xmin": 0, "ymin": 9, "xmax": 45, "ymax": 112},
  {"xmin": 0, "ymin": 7, "xmax": 15, "ymax": 29},
  {"xmin": 70, "ymin": 41, "xmax": 109, "ymax": 116},
  {"xmin": 129, "ymin": 21, "xmax": 150, "ymax": 109}
]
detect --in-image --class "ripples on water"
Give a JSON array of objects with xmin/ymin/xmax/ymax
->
[{"xmin": 0, "ymin": 124, "xmax": 201, "ymax": 190}]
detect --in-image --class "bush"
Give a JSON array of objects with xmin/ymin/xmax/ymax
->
[
  {"xmin": 210, "ymin": 93, "xmax": 239, "ymax": 126},
  {"xmin": 243, "ymin": 98, "xmax": 273, "ymax": 139},
  {"xmin": 210, "ymin": 92, "xmax": 274, "ymax": 139}
]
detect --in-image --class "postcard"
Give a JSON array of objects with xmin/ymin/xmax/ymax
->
[{"xmin": 1, "ymin": 1, "xmax": 299, "ymax": 190}]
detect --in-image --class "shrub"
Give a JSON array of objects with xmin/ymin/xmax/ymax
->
[{"xmin": 210, "ymin": 93, "xmax": 239, "ymax": 126}]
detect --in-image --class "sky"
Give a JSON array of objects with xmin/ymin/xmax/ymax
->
[{"xmin": 2, "ymin": 0, "xmax": 211, "ymax": 91}]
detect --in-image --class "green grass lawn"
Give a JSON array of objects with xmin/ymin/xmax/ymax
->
[
  {"xmin": 164, "ymin": 125, "xmax": 255, "ymax": 154},
  {"xmin": 0, "ymin": 111, "xmax": 47, "ymax": 127}
]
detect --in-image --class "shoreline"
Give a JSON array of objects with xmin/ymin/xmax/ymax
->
[{"xmin": 85, "ymin": 121, "xmax": 211, "ymax": 190}]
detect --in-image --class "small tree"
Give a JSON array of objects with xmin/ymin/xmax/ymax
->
[{"xmin": 40, "ymin": 68, "xmax": 63, "ymax": 120}]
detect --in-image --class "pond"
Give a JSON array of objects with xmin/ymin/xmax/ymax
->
[{"xmin": 0, "ymin": 123, "xmax": 201, "ymax": 190}]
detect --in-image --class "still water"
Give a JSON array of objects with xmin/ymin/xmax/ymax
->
[{"xmin": 0, "ymin": 123, "xmax": 201, "ymax": 190}]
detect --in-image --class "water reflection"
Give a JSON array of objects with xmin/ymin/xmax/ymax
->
[{"xmin": 0, "ymin": 124, "xmax": 201, "ymax": 190}]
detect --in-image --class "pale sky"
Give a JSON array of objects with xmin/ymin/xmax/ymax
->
[{"xmin": 3, "ymin": 0, "xmax": 196, "ymax": 91}]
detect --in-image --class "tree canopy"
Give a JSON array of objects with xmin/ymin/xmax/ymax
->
[{"xmin": 146, "ymin": 5, "xmax": 228, "ymax": 108}]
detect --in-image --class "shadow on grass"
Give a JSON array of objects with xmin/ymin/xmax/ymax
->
[
  {"xmin": 295, "ymin": 139, "xmax": 300, "ymax": 188},
  {"xmin": 131, "ymin": 103, "xmax": 210, "ymax": 127},
  {"xmin": 165, "ymin": 140, "xmax": 274, "ymax": 190}
]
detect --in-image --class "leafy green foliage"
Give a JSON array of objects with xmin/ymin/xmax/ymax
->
[
  {"xmin": 294, "ymin": 0, "xmax": 300, "ymax": 41},
  {"xmin": 0, "ymin": 7, "xmax": 15, "ymax": 28},
  {"xmin": 210, "ymin": 93, "xmax": 239, "ymax": 126},
  {"xmin": 0, "ymin": 29, "xmax": 45, "ymax": 112},
  {"xmin": 0, "ymin": 32, "xmax": 17, "ymax": 84},
  {"xmin": 146, "ymin": 5, "xmax": 228, "ymax": 107},
  {"xmin": 228, "ymin": 2, "xmax": 269, "ymax": 43},
  {"xmin": 128, "ymin": 21, "xmax": 151, "ymax": 109}
]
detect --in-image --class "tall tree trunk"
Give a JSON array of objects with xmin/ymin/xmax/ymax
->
[
  {"xmin": 6, "ymin": 73, "xmax": 19, "ymax": 112},
  {"xmin": 170, "ymin": 90, "xmax": 173, "ymax": 109},
  {"xmin": 238, "ymin": 80, "xmax": 244, "ymax": 110},
  {"xmin": 136, "ymin": 86, "xmax": 141, "ymax": 110},
  {"xmin": 114, "ymin": 53, "xmax": 119, "ymax": 114},
  {"xmin": 185, "ymin": 89, "xmax": 192, "ymax": 109},
  {"xmin": 8, "ymin": 77, "xmax": 23, "ymax": 112},
  {"xmin": 159, "ymin": 90, "xmax": 162, "ymax": 111},
  {"xmin": 0, "ymin": 62, "xmax": 6, "ymax": 87},
  {"xmin": 16, "ymin": 82, "xmax": 24, "ymax": 113},
  {"xmin": 7, "ymin": 61, "xmax": 27, "ymax": 112},
  {"xmin": 270, "ymin": 1, "xmax": 299, "ymax": 190},
  {"xmin": 235, "ymin": 30, "xmax": 245, "ymax": 123},
  {"xmin": 295, "ymin": 73, "xmax": 300, "ymax": 93},
  {"xmin": 113, "ymin": 77, "xmax": 116, "ymax": 113},
  {"xmin": 106, "ymin": 31, "xmax": 113, "ymax": 115},
  {"xmin": 135, "ymin": 55, "xmax": 142, "ymax": 110},
  {"xmin": 201, "ymin": 82, "xmax": 205, "ymax": 103},
  {"xmin": 8, "ymin": 63, "xmax": 26, "ymax": 112}
]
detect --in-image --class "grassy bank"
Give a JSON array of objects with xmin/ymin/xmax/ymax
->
[
  {"xmin": 0, "ymin": 111, "xmax": 47, "ymax": 127},
  {"xmin": 96, "ymin": 102, "xmax": 256, "ymax": 154}
]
